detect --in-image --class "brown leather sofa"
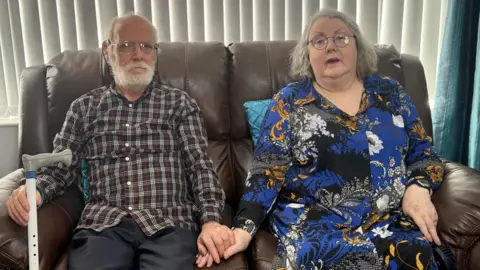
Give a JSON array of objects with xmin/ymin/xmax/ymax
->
[{"xmin": 0, "ymin": 41, "xmax": 479, "ymax": 270}]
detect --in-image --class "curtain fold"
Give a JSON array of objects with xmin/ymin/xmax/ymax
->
[{"xmin": 433, "ymin": 0, "xmax": 480, "ymax": 170}]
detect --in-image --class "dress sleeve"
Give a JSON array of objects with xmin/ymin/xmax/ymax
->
[
  {"xmin": 231, "ymin": 89, "xmax": 294, "ymax": 236},
  {"xmin": 394, "ymin": 81, "xmax": 444, "ymax": 193}
]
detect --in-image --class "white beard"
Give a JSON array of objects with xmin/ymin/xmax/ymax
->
[{"xmin": 110, "ymin": 60, "xmax": 155, "ymax": 92}]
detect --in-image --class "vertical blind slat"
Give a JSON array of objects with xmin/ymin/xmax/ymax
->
[
  {"xmin": 95, "ymin": 0, "xmax": 118, "ymax": 43},
  {"xmin": 0, "ymin": 48, "xmax": 7, "ymax": 116},
  {"xmin": 8, "ymin": 0, "xmax": 25, "ymax": 95},
  {"xmin": 74, "ymin": 0, "xmax": 98, "ymax": 50},
  {"xmin": 152, "ymin": 0, "xmax": 170, "ymax": 41},
  {"xmin": 117, "ymin": 0, "xmax": 134, "ymax": 15},
  {"xmin": 286, "ymin": 0, "xmax": 301, "ymax": 40},
  {"xmin": 134, "ymin": 0, "xmax": 152, "ymax": 21},
  {"xmin": 401, "ymin": 0, "xmax": 422, "ymax": 56},
  {"xmin": 302, "ymin": 0, "xmax": 319, "ymax": 29},
  {"xmin": 357, "ymin": 0, "xmax": 379, "ymax": 43},
  {"xmin": 253, "ymin": 0, "xmax": 269, "ymax": 41},
  {"xmin": 379, "ymin": 0, "xmax": 403, "ymax": 52},
  {"xmin": 240, "ymin": 0, "xmax": 253, "ymax": 41},
  {"xmin": 270, "ymin": 0, "xmax": 285, "ymax": 41},
  {"xmin": 57, "ymin": 0, "xmax": 77, "ymax": 51},
  {"xmin": 224, "ymin": 0, "xmax": 240, "ymax": 44},
  {"xmin": 19, "ymin": 0, "xmax": 44, "ymax": 66},
  {"xmin": 187, "ymin": 0, "xmax": 205, "ymax": 41},
  {"xmin": 39, "ymin": 0, "xmax": 61, "ymax": 62},
  {"xmin": 204, "ymin": 0, "xmax": 224, "ymax": 42},
  {"xmin": 420, "ymin": 0, "xmax": 442, "ymax": 96},
  {"xmin": 169, "ymin": 0, "xmax": 188, "ymax": 42},
  {"xmin": 0, "ymin": 0, "xmax": 18, "ymax": 112},
  {"xmin": 338, "ymin": 0, "xmax": 356, "ymax": 21},
  {"xmin": 320, "ymin": 0, "xmax": 338, "ymax": 9}
]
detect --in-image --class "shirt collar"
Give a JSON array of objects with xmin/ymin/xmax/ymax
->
[
  {"xmin": 298, "ymin": 76, "xmax": 382, "ymax": 113},
  {"xmin": 108, "ymin": 81, "xmax": 155, "ymax": 103}
]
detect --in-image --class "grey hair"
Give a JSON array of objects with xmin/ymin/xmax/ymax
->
[
  {"xmin": 290, "ymin": 9, "xmax": 377, "ymax": 80},
  {"xmin": 106, "ymin": 12, "xmax": 158, "ymax": 42}
]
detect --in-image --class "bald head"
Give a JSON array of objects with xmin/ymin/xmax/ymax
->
[
  {"xmin": 102, "ymin": 13, "xmax": 158, "ymax": 95},
  {"xmin": 107, "ymin": 13, "xmax": 158, "ymax": 43}
]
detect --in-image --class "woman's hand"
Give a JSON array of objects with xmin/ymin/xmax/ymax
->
[
  {"xmin": 402, "ymin": 184, "xmax": 441, "ymax": 246},
  {"xmin": 223, "ymin": 228, "xmax": 251, "ymax": 259},
  {"xmin": 196, "ymin": 228, "xmax": 252, "ymax": 268}
]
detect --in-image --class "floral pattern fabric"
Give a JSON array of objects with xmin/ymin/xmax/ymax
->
[{"xmin": 232, "ymin": 75, "xmax": 444, "ymax": 270}]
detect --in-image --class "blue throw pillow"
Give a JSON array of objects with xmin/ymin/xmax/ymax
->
[
  {"xmin": 80, "ymin": 159, "xmax": 89, "ymax": 202},
  {"xmin": 243, "ymin": 99, "xmax": 272, "ymax": 145}
]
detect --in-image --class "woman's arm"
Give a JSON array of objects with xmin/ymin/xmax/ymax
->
[
  {"xmin": 393, "ymin": 80, "xmax": 444, "ymax": 193},
  {"xmin": 231, "ymin": 88, "xmax": 294, "ymax": 237}
]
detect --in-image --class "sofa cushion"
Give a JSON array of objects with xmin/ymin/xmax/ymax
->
[{"xmin": 243, "ymin": 99, "xmax": 271, "ymax": 145}]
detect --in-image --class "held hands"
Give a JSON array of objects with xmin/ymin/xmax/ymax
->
[
  {"xmin": 6, "ymin": 184, "xmax": 42, "ymax": 226},
  {"xmin": 196, "ymin": 222, "xmax": 235, "ymax": 267},
  {"xmin": 402, "ymin": 184, "xmax": 441, "ymax": 246},
  {"xmin": 196, "ymin": 226, "xmax": 251, "ymax": 268}
]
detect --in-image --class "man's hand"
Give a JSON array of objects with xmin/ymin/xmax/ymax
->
[
  {"xmin": 196, "ymin": 228, "xmax": 252, "ymax": 268},
  {"xmin": 6, "ymin": 184, "xmax": 42, "ymax": 226},
  {"xmin": 197, "ymin": 222, "xmax": 235, "ymax": 265},
  {"xmin": 402, "ymin": 184, "xmax": 441, "ymax": 246}
]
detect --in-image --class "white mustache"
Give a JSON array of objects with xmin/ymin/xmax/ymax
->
[{"xmin": 125, "ymin": 62, "xmax": 152, "ymax": 71}]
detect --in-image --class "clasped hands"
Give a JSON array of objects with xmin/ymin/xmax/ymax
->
[{"xmin": 196, "ymin": 222, "xmax": 251, "ymax": 268}]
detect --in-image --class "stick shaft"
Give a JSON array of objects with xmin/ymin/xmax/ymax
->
[{"xmin": 26, "ymin": 176, "xmax": 39, "ymax": 270}]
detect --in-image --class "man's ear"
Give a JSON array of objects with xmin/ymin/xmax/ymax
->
[{"xmin": 102, "ymin": 40, "xmax": 110, "ymax": 61}]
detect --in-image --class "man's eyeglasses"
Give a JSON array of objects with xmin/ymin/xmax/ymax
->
[
  {"xmin": 107, "ymin": 40, "xmax": 158, "ymax": 54},
  {"xmin": 308, "ymin": 32, "xmax": 355, "ymax": 50}
]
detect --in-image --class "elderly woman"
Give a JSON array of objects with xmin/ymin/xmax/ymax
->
[{"xmin": 197, "ymin": 9, "xmax": 445, "ymax": 270}]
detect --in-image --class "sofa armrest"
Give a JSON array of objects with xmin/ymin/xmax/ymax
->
[
  {"xmin": 432, "ymin": 160, "xmax": 480, "ymax": 268},
  {"xmin": 0, "ymin": 169, "xmax": 84, "ymax": 269}
]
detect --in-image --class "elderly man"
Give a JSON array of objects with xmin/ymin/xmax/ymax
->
[{"xmin": 6, "ymin": 13, "xmax": 233, "ymax": 269}]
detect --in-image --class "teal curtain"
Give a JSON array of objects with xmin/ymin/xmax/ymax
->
[{"xmin": 433, "ymin": 0, "xmax": 480, "ymax": 170}]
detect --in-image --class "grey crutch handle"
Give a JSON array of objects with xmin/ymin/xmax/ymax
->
[{"xmin": 23, "ymin": 149, "xmax": 72, "ymax": 172}]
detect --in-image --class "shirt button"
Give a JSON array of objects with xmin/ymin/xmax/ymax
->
[
  {"xmin": 129, "ymin": 104, "xmax": 133, "ymax": 108},
  {"xmin": 125, "ymin": 143, "xmax": 130, "ymax": 147},
  {"xmin": 125, "ymin": 157, "xmax": 130, "ymax": 161},
  {"xmin": 127, "ymin": 181, "xmax": 131, "ymax": 186},
  {"xmin": 125, "ymin": 123, "xmax": 130, "ymax": 127},
  {"xmin": 128, "ymin": 206, "xmax": 132, "ymax": 211}
]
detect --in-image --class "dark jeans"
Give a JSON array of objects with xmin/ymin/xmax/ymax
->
[{"xmin": 67, "ymin": 218, "xmax": 197, "ymax": 270}]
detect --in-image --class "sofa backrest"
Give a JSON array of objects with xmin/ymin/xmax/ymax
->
[{"xmin": 18, "ymin": 41, "xmax": 433, "ymax": 209}]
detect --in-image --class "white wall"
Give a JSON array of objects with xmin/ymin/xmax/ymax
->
[{"xmin": 0, "ymin": 124, "xmax": 18, "ymax": 178}]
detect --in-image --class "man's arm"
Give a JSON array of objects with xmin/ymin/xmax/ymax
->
[
  {"xmin": 177, "ymin": 94, "xmax": 225, "ymax": 224},
  {"xmin": 36, "ymin": 98, "xmax": 86, "ymax": 204},
  {"xmin": 177, "ymin": 94, "xmax": 233, "ymax": 264}
]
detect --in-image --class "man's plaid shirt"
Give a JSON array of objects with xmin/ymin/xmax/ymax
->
[{"xmin": 36, "ymin": 82, "xmax": 225, "ymax": 236}]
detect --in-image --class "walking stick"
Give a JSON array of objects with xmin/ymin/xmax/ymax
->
[{"xmin": 22, "ymin": 149, "xmax": 72, "ymax": 270}]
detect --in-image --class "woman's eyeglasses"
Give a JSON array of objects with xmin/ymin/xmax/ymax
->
[{"xmin": 309, "ymin": 33, "xmax": 355, "ymax": 50}]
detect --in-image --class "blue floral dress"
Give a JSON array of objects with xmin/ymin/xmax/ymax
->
[{"xmin": 232, "ymin": 75, "xmax": 444, "ymax": 269}]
